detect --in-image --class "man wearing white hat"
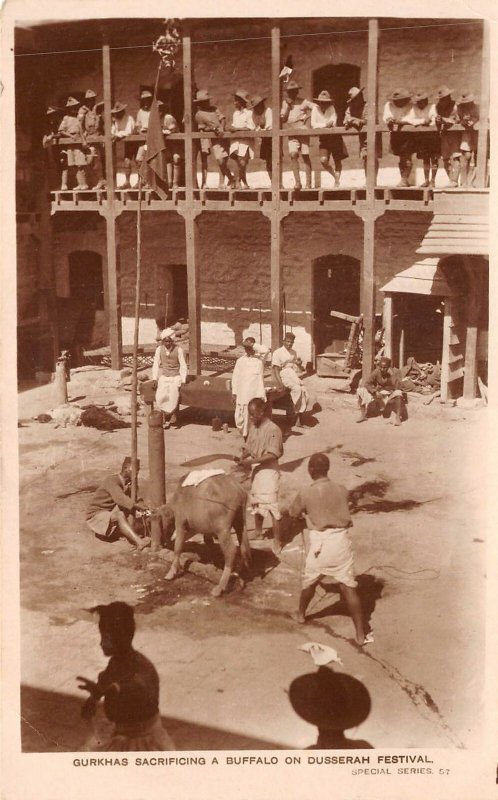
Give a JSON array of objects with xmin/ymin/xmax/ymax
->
[
  {"xmin": 228, "ymin": 89, "xmax": 256, "ymax": 189},
  {"xmin": 58, "ymin": 96, "xmax": 88, "ymax": 190},
  {"xmin": 111, "ymin": 102, "xmax": 136, "ymax": 189},
  {"xmin": 152, "ymin": 328, "xmax": 187, "ymax": 428}
]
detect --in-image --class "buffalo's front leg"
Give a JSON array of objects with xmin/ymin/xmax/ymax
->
[
  {"xmin": 212, "ymin": 529, "xmax": 236, "ymax": 597},
  {"xmin": 165, "ymin": 524, "xmax": 187, "ymax": 581}
]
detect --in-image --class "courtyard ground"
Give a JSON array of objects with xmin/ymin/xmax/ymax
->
[{"xmin": 17, "ymin": 369, "xmax": 487, "ymax": 752}]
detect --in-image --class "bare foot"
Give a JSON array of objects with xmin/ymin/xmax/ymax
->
[
  {"xmin": 357, "ymin": 631, "xmax": 374, "ymax": 646},
  {"xmin": 271, "ymin": 541, "xmax": 284, "ymax": 556},
  {"xmin": 135, "ymin": 536, "xmax": 151, "ymax": 551},
  {"xmin": 290, "ymin": 611, "xmax": 306, "ymax": 624}
]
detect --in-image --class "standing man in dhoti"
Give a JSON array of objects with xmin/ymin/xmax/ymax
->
[
  {"xmin": 272, "ymin": 332, "xmax": 309, "ymax": 428},
  {"xmin": 357, "ymin": 356, "xmax": 406, "ymax": 426},
  {"xmin": 289, "ymin": 453, "xmax": 371, "ymax": 645},
  {"xmin": 152, "ymin": 328, "xmax": 187, "ymax": 429},
  {"xmin": 237, "ymin": 397, "xmax": 284, "ymax": 555},
  {"xmin": 231, "ymin": 336, "xmax": 269, "ymax": 438}
]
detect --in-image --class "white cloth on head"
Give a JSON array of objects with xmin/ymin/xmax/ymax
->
[
  {"xmin": 160, "ymin": 328, "xmax": 175, "ymax": 340},
  {"xmin": 182, "ymin": 469, "xmax": 225, "ymax": 488}
]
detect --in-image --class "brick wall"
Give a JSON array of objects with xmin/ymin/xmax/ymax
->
[{"xmin": 50, "ymin": 207, "xmax": 432, "ymax": 360}]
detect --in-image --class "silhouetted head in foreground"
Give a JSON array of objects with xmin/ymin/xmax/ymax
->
[
  {"xmin": 91, "ymin": 601, "xmax": 135, "ymax": 657},
  {"xmin": 289, "ymin": 666, "xmax": 373, "ymax": 749}
]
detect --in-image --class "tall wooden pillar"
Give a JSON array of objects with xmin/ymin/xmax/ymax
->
[
  {"xmin": 361, "ymin": 210, "xmax": 378, "ymax": 376},
  {"xmin": 462, "ymin": 260, "xmax": 482, "ymax": 401},
  {"xmin": 475, "ymin": 20, "xmax": 490, "ymax": 188},
  {"xmin": 440, "ymin": 297, "xmax": 452, "ymax": 402},
  {"xmin": 382, "ymin": 293, "xmax": 393, "ymax": 360},
  {"xmin": 185, "ymin": 214, "xmax": 201, "ymax": 375},
  {"xmin": 360, "ymin": 19, "xmax": 380, "ymax": 380},
  {"xmin": 270, "ymin": 21, "xmax": 283, "ymax": 353},
  {"xmin": 183, "ymin": 24, "xmax": 201, "ymax": 375},
  {"xmin": 102, "ymin": 38, "xmax": 122, "ymax": 369}
]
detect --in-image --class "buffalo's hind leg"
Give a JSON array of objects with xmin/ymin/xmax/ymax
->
[
  {"xmin": 165, "ymin": 523, "xmax": 187, "ymax": 581},
  {"xmin": 211, "ymin": 529, "xmax": 236, "ymax": 597}
]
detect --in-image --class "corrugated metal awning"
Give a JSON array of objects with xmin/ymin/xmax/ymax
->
[{"xmin": 380, "ymin": 258, "xmax": 455, "ymax": 296}]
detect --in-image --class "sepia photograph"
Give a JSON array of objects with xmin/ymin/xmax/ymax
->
[{"xmin": 1, "ymin": 2, "xmax": 496, "ymax": 798}]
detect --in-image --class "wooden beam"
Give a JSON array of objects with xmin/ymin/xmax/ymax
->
[
  {"xmin": 365, "ymin": 18, "xmax": 379, "ymax": 195},
  {"xmin": 102, "ymin": 38, "xmax": 122, "ymax": 369},
  {"xmin": 270, "ymin": 21, "xmax": 283, "ymax": 353},
  {"xmin": 475, "ymin": 20, "xmax": 490, "ymax": 188}
]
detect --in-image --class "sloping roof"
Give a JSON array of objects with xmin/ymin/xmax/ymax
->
[
  {"xmin": 417, "ymin": 213, "xmax": 489, "ymax": 254},
  {"xmin": 380, "ymin": 258, "xmax": 455, "ymax": 296}
]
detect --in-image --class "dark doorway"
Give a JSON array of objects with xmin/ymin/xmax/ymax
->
[
  {"xmin": 69, "ymin": 251, "xmax": 104, "ymax": 310},
  {"xmin": 312, "ymin": 254, "xmax": 360, "ymax": 358},
  {"xmin": 67, "ymin": 251, "xmax": 104, "ymax": 353},
  {"xmin": 158, "ymin": 74, "xmax": 184, "ymax": 130},
  {"xmin": 312, "ymin": 64, "xmax": 361, "ymax": 125},
  {"xmin": 394, "ymin": 294, "xmax": 444, "ymax": 365},
  {"xmin": 155, "ymin": 264, "xmax": 188, "ymax": 329}
]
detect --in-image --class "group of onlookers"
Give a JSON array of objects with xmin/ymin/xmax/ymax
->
[{"xmin": 43, "ymin": 82, "xmax": 480, "ymax": 191}]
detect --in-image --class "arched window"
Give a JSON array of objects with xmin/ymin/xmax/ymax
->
[{"xmin": 312, "ymin": 63, "xmax": 361, "ymax": 125}]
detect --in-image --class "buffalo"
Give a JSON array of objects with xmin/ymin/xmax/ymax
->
[{"xmin": 154, "ymin": 473, "xmax": 252, "ymax": 596}]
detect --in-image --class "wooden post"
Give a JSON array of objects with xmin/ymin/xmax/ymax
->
[
  {"xmin": 130, "ymin": 182, "xmax": 142, "ymax": 504},
  {"xmin": 399, "ymin": 324, "xmax": 405, "ymax": 370},
  {"xmin": 475, "ymin": 20, "xmax": 490, "ymax": 188},
  {"xmin": 365, "ymin": 18, "xmax": 379, "ymax": 195},
  {"xmin": 360, "ymin": 19, "xmax": 380, "ymax": 381},
  {"xmin": 462, "ymin": 260, "xmax": 481, "ymax": 400},
  {"xmin": 382, "ymin": 293, "xmax": 393, "ymax": 360},
  {"xmin": 102, "ymin": 38, "xmax": 122, "ymax": 369},
  {"xmin": 183, "ymin": 23, "xmax": 201, "ymax": 375},
  {"xmin": 440, "ymin": 297, "xmax": 452, "ymax": 402},
  {"xmin": 185, "ymin": 214, "xmax": 201, "ymax": 375},
  {"xmin": 183, "ymin": 24, "xmax": 197, "ymax": 192},
  {"xmin": 270, "ymin": 21, "xmax": 283, "ymax": 354}
]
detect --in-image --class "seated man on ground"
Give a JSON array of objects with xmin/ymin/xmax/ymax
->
[
  {"xmin": 357, "ymin": 356, "xmax": 406, "ymax": 426},
  {"xmin": 86, "ymin": 457, "xmax": 149, "ymax": 549}
]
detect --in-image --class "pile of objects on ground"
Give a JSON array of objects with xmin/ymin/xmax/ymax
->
[{"xmin": 400, "ymin": 358, "xmax": 441, "ymax": 394}]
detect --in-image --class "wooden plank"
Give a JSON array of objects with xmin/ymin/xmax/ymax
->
[
  {"xmin": 475, "ymin": 20, "xmax": 490, "ymax": 187},
  {"xmin": 102, "ymin": 38, "xmax": 122, "ymax": 369}
]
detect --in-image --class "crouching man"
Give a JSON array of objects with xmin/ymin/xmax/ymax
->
[
  {"xmin": 357, "ymin": 356, "xmax": 407, "ymax": 426},
  {"xmin": 86, "ymin": 457, "xmax": 150, "ymax": 550},
  {"xmin": 289, "ymin": 453, "xmax": 372, "ymax": 645}
]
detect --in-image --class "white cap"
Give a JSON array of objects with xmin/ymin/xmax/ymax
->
[{"xmin": 160, "ymin": 328, "xmax": 175, "ymax": 340}]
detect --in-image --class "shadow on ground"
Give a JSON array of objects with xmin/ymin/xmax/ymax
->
[{"xmin": 21, "ymin": 685, "xmax": 287, "ymax": 752}]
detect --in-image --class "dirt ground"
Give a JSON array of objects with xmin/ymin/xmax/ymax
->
[{"xmin": 17, "ymin": 369, "xmax": 487, "ymax": 752}]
